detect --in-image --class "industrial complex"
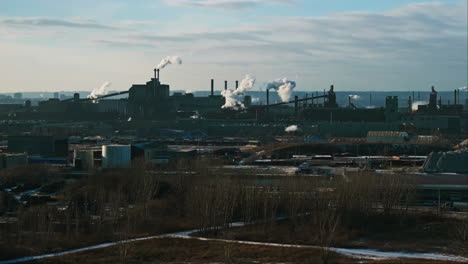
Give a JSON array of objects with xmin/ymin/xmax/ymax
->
[{"xmin": 0, "ymin": 68, "xmax": 467, "ymax": 263}]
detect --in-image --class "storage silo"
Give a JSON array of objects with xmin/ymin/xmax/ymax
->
[
  {"xmin": 102, "ymin": 145, "xmax": 131, "ymax": 169},
  {"xmin": 74, "ymin": 150, "xmax": 95, "ymax": 170}
]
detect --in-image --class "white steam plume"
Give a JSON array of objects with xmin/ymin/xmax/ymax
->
[
  {"xmin": 157, "ymin": 56, "xmax": 182, "ymax": 70},
  {"xmin": 349, "ymin": 94, "xmax": 360, "ymax": 100},
  {"xmin": 285, "ymin": 125, "xmax": 298, "ymax": 133},
  {"xmin": 88, "ymin": 81, "xmax": 111, "ymax": 99},
  {"xmin": 266, "ymin": 78, "xmax": 297, "ymax": 102},
  {"xmin": 221, "ymin": 75, "xmax": 256, "ymax": 110},
  {"xmin": 458, "ymin": 86, "xmax": 468, "ymax": 90},
  {"xmin": 412, "ymin": 101, "xmax": 428, "ymax": 111}
]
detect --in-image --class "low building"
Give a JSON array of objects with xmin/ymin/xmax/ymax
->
[
  {"xmin": 7, "ymin": 136, "xmax": 69, "ymax": 157},
  {"xmin": 366, "ymin": 131, "xmax": 409, "ymax": 143},
  {"xmin": 0, "ymin": 153, "xmax": 28, "ymax": 169}
]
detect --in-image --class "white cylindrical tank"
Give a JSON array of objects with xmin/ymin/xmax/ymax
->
[{"xmin": 102, "ymin": 145, "xmax": 131, "ymax": 169}]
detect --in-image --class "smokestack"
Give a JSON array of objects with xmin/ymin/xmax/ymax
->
[
  {"xmin": 266, "ymin": 89, "xmax": 270, "ymax": 106},
  {"xmin": 454, "ymin": 90, "xmax": 457, "ymax": 105},
  {"xmin": 211, "ymin": 79, "xmax": 214, "ymax": 96},
  {"xmin": 236, "ymin": 80, "xmax": 239, "ymax": 89},
  {"xmin": 348, "ymin": 95, "xmax": 351, "ymax": 108},
  {"xmin": 154, "ymin": 68, "xmax": 160, "ymax": 80},
  {"xmin": 225, "ymin": 80, "xmax": 227, "ymax": 91},
  {"xmin": 408, "ymin": 96, "xmax": 412, "ymax": 112}
]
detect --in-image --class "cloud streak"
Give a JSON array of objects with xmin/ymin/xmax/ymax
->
[
  {"xmin": 166, "ymin": 0, "xmax": 297, "ymax": 10},
  {"xmin": 0, "ymin": 1, "xmax": 466, "ymax": 93},
  {"xmin": 0, "ymin": 17, "xmax": 117, "ymax": 30}
]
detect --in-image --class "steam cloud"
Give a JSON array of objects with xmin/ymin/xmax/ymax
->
[
  {"xmin": 285, "ymin": 125, "xmax": 298, "ymax": 133},
  {"xmin": 412, "ymin": 101, "xmax": 428, "ymax": 111},
  {"xmin": 157, "ymin": 56, "xmax": 182, "ymax": 69},
  {"xmin": 459, "ymin": 86, "xmax": 468, "ymax": 91},
  {"xmin": 88, "ymin": 81, "xmax": 111, "ymax": 99},
  {"xmin": 349, "ymin": 94, "xmax": 360, "ymax": 100},
  {"xmin": 266, "ymin": 78, "xmax": 297, "ymax": 102},
  {"xmin": 221, "ymin": 75, "xmax": 256, "ymax": 110}
]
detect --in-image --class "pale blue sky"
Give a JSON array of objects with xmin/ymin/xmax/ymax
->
[{"xmin": 0, "ymin": 0, "xmax": 466, "ymax": 92}]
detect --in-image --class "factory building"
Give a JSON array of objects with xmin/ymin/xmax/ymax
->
[{"xmin": 8, "ymin": 136, "xmax": 69, "ymax": 157}]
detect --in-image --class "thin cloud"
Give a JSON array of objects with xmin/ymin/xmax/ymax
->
[
  {"xmin": 166, "ymin": 0, "xmax": 297, "ymax": 10},
  {"xmin": 1, "ymin": 17, "xmax": 117, "ymax": 30}
]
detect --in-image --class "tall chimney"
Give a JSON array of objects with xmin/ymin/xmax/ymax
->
[
  {"xmin": 454, "ymin": 90, "xmax": 457, "ymax": 105},
  {"xmin": 266, "ymin": 89, "xmax": 270, "ymax": 106},
  {"xmin": 211, "ymin": 79, "xmax": 214, "ymax": 96},
  {"xmin": 225, "ymin": 80, "xmax": 228, "ymax": 91},
  {"xmin": 236, "ymin": 80, "xmax": 239, "ymax": 89}
]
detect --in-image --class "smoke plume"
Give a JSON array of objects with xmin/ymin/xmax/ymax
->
[
  {"xmin": 266, "ymin": 78, "xmax": 296, "ymax": 102},
  {"xmin": 412, "ymin": 101, "xmax": 428, "ymax": 111},
  {"xmin": 157, "ymin": 56, "xmax": 182, "ymax": 69},
  {"xmin": 221, "ymin": 75, "xmax": 256, "ymax": 110},
  {"xmin": 88, "ymin": 81, "xmax": 111, "ymax": 99},
  {"xmin": 285, "ymin": 125, "xmax": 298, "ymax": 133},
  {"xmin": 349, "ymin": 94, "xmax": 360, "ymax": 100},
  {"xmin": 458, "ymin": 86, "xmax": 468, "ymax": 91}
]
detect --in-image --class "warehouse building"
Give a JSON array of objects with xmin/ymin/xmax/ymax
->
[{"xmin": 8, "ymin": 136, "xmax": 69, "ymax": 157}]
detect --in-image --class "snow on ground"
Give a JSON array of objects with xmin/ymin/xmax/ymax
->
[
  {"xmin": 167, "ymin": 234, "xmax": 468, "ymax": 262},
  {"xmin": 1, "ymin": 222, "xmax": 468, "ymax": 263}
]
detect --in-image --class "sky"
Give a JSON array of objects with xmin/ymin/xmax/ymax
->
[{"xmin": 0, "ymin": 0, "xmax": 466, "ymax": 93}]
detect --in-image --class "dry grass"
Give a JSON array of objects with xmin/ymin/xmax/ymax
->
[{"xmin": 29, "ymin": 237, "xmax": 460, "ymax": 264}]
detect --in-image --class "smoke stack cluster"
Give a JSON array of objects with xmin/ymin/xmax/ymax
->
[
  {"xmin": 221, "ymin": 75, "xmax": 256, "ymax": 110},
  {"xmin": 266, "ymin": 78, "xmax": 297, "ymax": 102}
]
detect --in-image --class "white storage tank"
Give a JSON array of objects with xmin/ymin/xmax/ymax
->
[{"xmin": 102, "ymin": 145, "xmax": 131, "ymax": 169}]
